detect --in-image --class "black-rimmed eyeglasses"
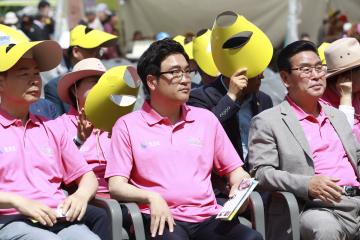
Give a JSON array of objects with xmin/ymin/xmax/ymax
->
[
  {"xmin": 159, "ymin": 69, "xmax": 195, "ymax": 82},
  {"xmin": 290, "ymin": 64, "xmax": 327, "ymax": 76}
]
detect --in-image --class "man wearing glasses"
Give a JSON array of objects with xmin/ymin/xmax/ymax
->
[
  {"xmin": 105, "ymin": 39, "xmax": 263, "ymax": 240},
  {"xmin": 248, "ymin": 40, "xmax": 360, "ymax": 240}
]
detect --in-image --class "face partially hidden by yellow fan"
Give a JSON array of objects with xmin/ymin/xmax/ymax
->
[
  {"xmin": 173, "ymin": 35, "xmax": 194, "ymax": 60},
  {"xmin": 211, "ymin": 11, "xmax": 273, "ymax": 78},
  {"xmin": 84, "ymin": 66, "xmax": 141, "ymax": 132},
  {"xmin": 192, "ymin": 29, "xmax": 219, "ymax": 78}
]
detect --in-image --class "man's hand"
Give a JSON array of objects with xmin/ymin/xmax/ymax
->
[
  {"xmin": 59, "ymin": 193, "xmax": 88, "ymax": 222},
  {"xmin": 336, "ymin": 76, "xmax": 352, "ymax": 106},
  {"xmin": 13, "ymin": 196, "xmax": 57, "ymax": 226},
  {"xmin": 148, "ymin": 192, "xmax": 175, "ymax": 237},
  {"xmin": 308, "ymin": 176, "xmax": 343, "ymax": 204},
  {"xmin": 77, "ymin": 108, "xmax": 94, "ymax": 142},
  {"xmin": 228, "ymin": 171, "xmax": 251, "ymax": 214},
  {"xmin": 227, "ymin": 68, "xmax": 248, "ymax": 101}
]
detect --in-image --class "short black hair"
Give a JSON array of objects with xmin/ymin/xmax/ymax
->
[
  {"xmin": 38, "ymin": 0, "xmax": 50, "ymax": 9},
  {"xmin": 277, "ymin": 40, "xmax": 318, "ymax": 72},
  {"xmin": 137, "ymin": 38, "xmax": 189, "ymax": 94}
]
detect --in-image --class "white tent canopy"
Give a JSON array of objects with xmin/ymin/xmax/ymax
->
[{"xmin": 121, "ymin": 0, "xmax": 360, "ymax": 48}]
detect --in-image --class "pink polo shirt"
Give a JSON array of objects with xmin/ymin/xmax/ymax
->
[
  {"xmin": 287, "ymin": 97, "xmax": 360, "ymax": 187},
  {"xmin": 0, "ymin": 108, "xmax": 92, "ymax": 216},
  {"xmin": 105, "ymin": 101, "xmax": 243, "ymax": 222},
  {"xmin": 59, "ymin": 107, "xmax": 110, "ymax": 193}
]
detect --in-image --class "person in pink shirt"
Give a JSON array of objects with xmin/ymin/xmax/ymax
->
[
  {"xmin": 0, "ymin": 40, "xmax": 100, "ymax": 240},
  {"xmin": 57, "ymin": 58, "xmax": 110, "ymax": 195},
  {"xmin": 321, "ymin": 38, "xmax": 360, "ymax": 142},
  {"xmin": 248, "ymin": 40, "xmax": 360, "ymax": 240},
  {"xmin": 105, "ymin": 39, "xmax": 262, "ymax": 240}
]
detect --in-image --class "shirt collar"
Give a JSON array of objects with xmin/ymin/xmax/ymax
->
[
  {"xmin": 286, "ymin": 96, "xmax": 325, "ymax": 121},
  {"xmin": 0, "ymin": 108, "xmax": 41, "ymax": 127},
  {"xmin": 140, "ymin": 101, "xmax": 195, "ymax": 126}
]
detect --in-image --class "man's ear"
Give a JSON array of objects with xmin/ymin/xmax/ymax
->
[
  {"xmin": 146, "ymin": 74, "xmax": 158, "ymax": 92},
  {"xmin": 280, "ymin": 70, "xmax": 290, "ymax": 88},
  {"xmin": 72, "ymin": 46, "xmax": 82, "ymax": 59}
]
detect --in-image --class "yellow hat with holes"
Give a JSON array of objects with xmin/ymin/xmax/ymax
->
[
  {"xmin": 85, "ymin": 66, "xmax": 141, "ymax": 131},
  {"xmin": 70, "ymin": 25, "xmax": 118, "ymax": 49},
  {"xmin": 193, "ymin": 29, "xmax": 219, "ymax": 77},
  {"xmin": 318, "ymin": 42, "xmax": 330, "ymax": 64},
  {"xmin": 211, "ymin": 11, "xmax": 273, "ymax": 78},
  {"xmin": 173, "ymin": 35, "xmax": 194, "ymax": 59}
]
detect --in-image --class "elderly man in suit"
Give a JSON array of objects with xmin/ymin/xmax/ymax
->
[{"xmin": 248, "ymin": 40, "xmax": 360, "ymax": 240}]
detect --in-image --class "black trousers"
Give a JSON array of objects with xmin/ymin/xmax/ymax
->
[
  {"xmin": 142, "ymin": 214, "xmax": 263, "ymax": 240},
  {"xmin": 83, "ymin": 205, "xmax": 111, "ymax": 240}
]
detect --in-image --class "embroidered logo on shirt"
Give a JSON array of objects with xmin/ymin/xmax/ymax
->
[
  {"xmin": 140, "ymin": 140, "xmax": 160, "ymax": 149},
  {"xmin": 40, "ymin": 146, "xmax": 54, "ymax": 157},
  {"xmin": 188, "ymin": 137, "xmax": 203, "ymax": 147},
  {"xmin": 0, "ymin": 146, "xmax": 16, "ymax": 154},
  {"xmin": 80, "ymin": 146, "xmax": 89, "ymax": 152}
]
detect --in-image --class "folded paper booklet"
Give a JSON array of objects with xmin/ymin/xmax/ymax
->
[{"xmin": 216, "ymin": 178, "xmax": 258, "ymax": 221}]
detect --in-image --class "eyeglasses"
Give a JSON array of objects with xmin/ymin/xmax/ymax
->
[
  {"xmin": 159, "ymin": 68, "xmax": 195, "ymax": 82},
  {"xmin": 290, "ymin": 64, "xmax": 327, "ymax": 76}
]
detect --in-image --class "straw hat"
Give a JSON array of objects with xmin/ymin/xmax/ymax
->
[
  {"xmin": 57, "ymin": 58, "xmax": 106, "ymax": 104},
  {"xmin": 70, "ymin": 25, "xmax": 117, "ymax": 49},
  {"xmin": 325, "ymin": 38, "xmax": 360, "ymax": 78}
]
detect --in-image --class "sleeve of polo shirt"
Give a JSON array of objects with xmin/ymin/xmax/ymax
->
[
  {"xmin": 213, "ymin": 118, "xmax": 244, "ymax": 176},
  {"xmin": 105, "ymin": 118, "xmax": 133, "ymax": 179},
  {"xmin": 59, "ymin": 130, "xmax": 93, "ymax": 185}
]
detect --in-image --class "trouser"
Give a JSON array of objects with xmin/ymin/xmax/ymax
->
[
  {"xmin": 142, "ymin": 214, "xmax": 263, "ymax": 240},
  {"xmin": 0, "ymin": 220, "xmax": 100, "ymax": 240},
  {"xmin": 300, "ymin": 196, "xmax": 360, "ymax": 240},
  {"xmin": 83, "ymin": 205, "xmax": 111, "ymax": 240}
]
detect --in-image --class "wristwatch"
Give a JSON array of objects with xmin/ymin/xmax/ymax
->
[{"xmin": 73, "ymin": 136, "xmax": 84, "ymax": 148}]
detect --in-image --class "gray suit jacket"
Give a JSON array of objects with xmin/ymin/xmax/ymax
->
[{"xmin": 248, "ymin": 100, "xmax": 360, "ymax": 239}]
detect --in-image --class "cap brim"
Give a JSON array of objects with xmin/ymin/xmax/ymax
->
[
  {"xmin": 71, "ymin": 30, "xmax": 118, "ymax": 49},
  {"xmin": 58, "ymin": 69, "xmax": 105, "ymax": 105},
  {"xmin": 326, "ymin": 60, "xmax": 360, "ymax": 78},
  {"xmin": 0, "ymin": 40, "xmax": 62, "ymax": 72}
]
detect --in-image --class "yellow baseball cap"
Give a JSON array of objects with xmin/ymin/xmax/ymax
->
[
  {"xmin": 70, "ymin": 25, "xmax": 118, "ymax": 49},
  {"xmin": 193, "ymin": 29, "xmax": 219, "ymax": 77},
  {"xmin": 173, "ymin": 35, "xmax": 194, "ymax": 60},
  {"xmin": 0, "ymin": 24, "xmax": 29, "ymax": 44},
  {"xmin": 318, "ymin": 42, "xmax": 330, "ymax": 64},
  {"xmin": 0, "ymin": 24, "xmax": 62, "ymax": 72},
  {"xmin": 0, "ymin": 40, "xmax": 62, "ymax": 72},
  {"xmin": 211, "ymin": 11, "xmax": 273, "ymax": 78},
  {"xmin": 85, "ymin": 65, "xmax": 141, "ymax": 131}
]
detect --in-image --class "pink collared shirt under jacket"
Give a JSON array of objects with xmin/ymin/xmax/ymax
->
[
  {"xmin": 59, "ymin": 107, "xmax": 110, "ymax": 193},
  {"xmin": 0, "ymin": 108, "xmax": 92, "ymax": 215},
  {"xmin": 287, "ymin": 97, "xmax": 360, "ymax": 187},
  {"xmin": 105, "ymin": 101, "xmax": 244, "ymax": 222}
]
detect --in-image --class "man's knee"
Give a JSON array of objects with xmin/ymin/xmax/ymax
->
[
  {"xmin": 58, "ymin": 224, "xmax": 101, "ymax": 240},
  {"xmin": 300, "ymin": 210, "xmax": 344, "ymax": 240},
  {"xmin": 0, "ymin": 221, "xmax": 61, "ymax": 240}
]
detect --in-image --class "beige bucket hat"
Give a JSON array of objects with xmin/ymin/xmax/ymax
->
[
  {"xmin": 57, "ymin": 58, "xmax": 106, "ymax": 104},
  {"xmin": 325, "ymin": 37, "xmax": 360, "ymax": 78}
]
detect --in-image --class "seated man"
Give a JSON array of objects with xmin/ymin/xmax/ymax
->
[
  {"xmin": 248, "ymin": 40, "xmax": 360, "ymax": 240},
  {"xmin": 0, "ymin": 40, "xmax": 100, "ymax": 239},
  {"xmin": 105, "ymin": 39, "xmax": 263, "ymax": 240},
  {"xmin": 44, "ymin": 24, "xmax": 117, "ymax": 115},
  {"xmin": 188, "ymin": 67, "xmax": 272, "ymax": 204}
]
